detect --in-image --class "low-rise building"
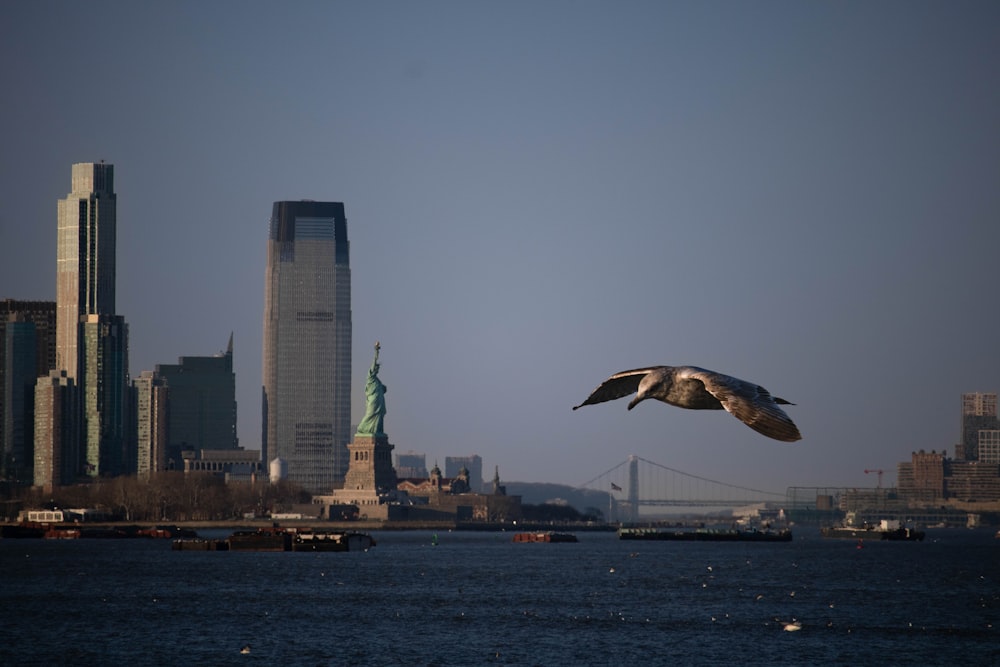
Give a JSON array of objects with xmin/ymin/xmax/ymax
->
[{"xmin": 182, "ymin": 448, "xmax": 263, "ymax": 483}]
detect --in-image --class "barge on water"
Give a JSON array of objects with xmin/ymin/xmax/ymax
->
[
  {"xmin": 292, "ymin": 531, "xmax": 376, "ymax": 552},
  {"xmin": 618, "ymin": 527, "xmax": 793, "ymax": 542},
  {"xmin": 512, "ymin": 531, "xmax": 578, "ymax": 543},
  {"xmin": 820, "ymin": 519, "xmax": 924, "ymax": 541},
  {"xmin": 173, "ymin": 526, "xmax": 376, "ymax": 552}
]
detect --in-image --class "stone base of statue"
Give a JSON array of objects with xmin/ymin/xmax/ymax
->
[{"xmin": 327, "ymin": 433, "xmax": 399, "ymax": 520}]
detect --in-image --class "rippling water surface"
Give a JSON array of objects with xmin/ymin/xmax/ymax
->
[{"xmin": 2, "ymin": 528, "xmax": 998, "ymax": 666}]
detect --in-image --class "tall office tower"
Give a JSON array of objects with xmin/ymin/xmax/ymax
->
[
  {"xmin": 134, "ymin": 370, "xmax": 168, "ymax": 477},
  {"xmin": 959, "ymin": 393, "xmax": 998, "ymax": 461},
  {"xmin": 396, "ymin": 451, "xmax": 429, "ymax": 479},
  {"xmin": 82, "ymin": 315, "xmax": 129, "ymax": 476},
  {"xmin": 262, "ymin": 201, "xmax": 351, "ymax": 494},
  {"xmin": 55, "ymin": 163, "xmax": 129, "ymax": 479},
  {"xmin": 56, "ymin": 162, "xmax": 117, "ymax": 379},
  {"xmin": 33, "ymin": 370, "xmax": 80, "ymax": 491},
  {"xmin": 446, "ymin": 455, "xmax": 484, "ymax": 492},
  {"xmin": 1, "ymin": 300, "xmax": 56, "ymax": 483},
  {"xmin": 155, "ymin": 334, "xmax": 239, "ymax": 457}
]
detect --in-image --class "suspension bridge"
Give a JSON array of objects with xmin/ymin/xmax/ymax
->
[{"xmin": 578, "ymin": 455, "xmax": 787, "ymax": 522}]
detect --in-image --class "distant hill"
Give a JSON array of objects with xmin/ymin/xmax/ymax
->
[{"xmin": 503, "ymin": 482, "xmax": 610, "ymax": 514}]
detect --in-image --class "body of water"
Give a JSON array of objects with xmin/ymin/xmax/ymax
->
[{"xmin": 1, "ymin": 527, "xmax": 997, "ymax": 666}]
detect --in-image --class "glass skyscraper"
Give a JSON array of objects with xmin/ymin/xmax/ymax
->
[
  {"xmin": 156, "ymin": 334, "xmax": 238, "ymax": 453},
  {"xmin": 1, "ymin": 299, "xmax": 56, "ymax": 483},
  {"xmin": 56, "ymin": 163, "xmax": 117, "ymax": 378},
  {"xmin": 262, "ymin": 201, "xmax": 351, "ymax": 494},
  {"xmin": 52, "ymin": 162, "xmax": 129, "ymax": 480}
]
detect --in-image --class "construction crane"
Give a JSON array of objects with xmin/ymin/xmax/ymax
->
[{"xmin": 864, "ymin": 469, "xmax": 884, "ymax": 488}]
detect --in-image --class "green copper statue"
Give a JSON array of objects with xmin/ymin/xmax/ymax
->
[{"xmin": 356, "ymin": 341, "xmax": 387, "ymax": 436}]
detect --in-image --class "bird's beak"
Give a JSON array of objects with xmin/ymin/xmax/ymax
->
[{"xmin": 627, "ymin": 395, "xmax": 644, "ymax": 411}]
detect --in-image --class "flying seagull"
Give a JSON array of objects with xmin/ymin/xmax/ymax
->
[{"xmin": 573, "ymin": 366, "xmax": 801, "ymax": 442}]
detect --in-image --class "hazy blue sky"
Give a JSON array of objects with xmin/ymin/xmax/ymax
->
[{"xmin": 2, "ymin": 1, "xmax": 999, "ymax": 493}]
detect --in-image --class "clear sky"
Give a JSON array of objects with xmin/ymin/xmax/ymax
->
[{"xmin": 2, "ymin": 1, "xmax": 999, "ymax": 493}]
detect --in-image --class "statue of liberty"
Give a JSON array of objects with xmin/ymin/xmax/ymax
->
[{"xmin": 356, "ymin": 341, "xmax": 387, "ymax": 436}]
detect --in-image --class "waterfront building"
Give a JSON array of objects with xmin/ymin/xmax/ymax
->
[
  {"xmin": 945, "ymin": 459, "xmax": 1000, "ymax": 501},
  {"xmin": 897, "ymin": 448, "xmax": 1000, "ymax": 503},
  {"xmin": 262, "ymin": 201, "xmax": 351, "ymax": 494},
  {"xmin": 397, "ymin": 463, "xmax": 466, "ymax": 496},
  {"xmin": 0, "ymin": 300, "xmax": 56, "ymax": 482},
  {"xmin": 446, "ymin": 455, "xmax": 484, "ymax": 492},
  {"xmin": 396, "ymin": 464, "xmax": 522, "ymax": 522},
  {"xmin": 33, "ymin": 371, "xmax": 80, "ymax": 491},
  {"xmin": 957, "ymin": 392, "xmax": 998, "ymax": 461}
]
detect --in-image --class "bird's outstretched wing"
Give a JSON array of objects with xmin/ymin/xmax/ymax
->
[
  {"xmin": 573, "ymin": 367, "xmax": 661, "ymax": 410},
  {"xmin": 679, "ymin": 367, "xmax": 801, "ymax": 442}
]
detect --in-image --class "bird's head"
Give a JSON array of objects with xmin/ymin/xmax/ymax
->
[{"xmin": 627, "ymin": 370, "xmax": 671, "ymax": 410}]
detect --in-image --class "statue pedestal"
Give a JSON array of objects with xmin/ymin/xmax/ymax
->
[
  {"xmin": 343, "ymin": 434, "xmax": 396, "ymax": 492},
  {"xmin": 328, "ymin": 433, "xmax": 398, "ymax": 519}
]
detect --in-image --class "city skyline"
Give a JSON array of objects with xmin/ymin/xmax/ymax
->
[{"xmin": 2, "ymin": 3, "xmax": 999, "ymax": 492}]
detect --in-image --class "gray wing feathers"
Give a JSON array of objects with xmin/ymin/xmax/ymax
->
[
  {"xmin": 683, "ymin": 368, "xmax": 801, "ymax": 442},
  {"xmin": 572, "ymin": 367, "xmax": 660, "ymax": 410}
]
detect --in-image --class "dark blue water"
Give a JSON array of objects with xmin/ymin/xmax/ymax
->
[{"xmin": 1, "ymin": 528, "xmax": 998, "ymax": 666}]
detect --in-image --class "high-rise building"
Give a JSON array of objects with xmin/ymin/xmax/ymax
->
[
  {"xmin": 82, "ymin": 314, "xmax": 129, "ymax": 476},
  {"xmin": 133, "ymin": 370, "xmax": 168, "ymax": 477},
  {"xmin": 446, "ymin": 455, "xmax": 484, "ymax": 492},
  {"xmin": 134, "ymin": 336, "xmax": 239, "ymax": 476},
  {"xmin": 1, "ymin": 300, "xmax": 56, "ymax": 483},
  {"xmin": 156, "ymin": 334, "xmax": 239, "ymax": 455},
  {"xmin": 54, "ymin": 163, "xmax": 129, "ymax": 479},
  {"xmin": 396, "ymin": 451, "xmax": 429, "ymax": 479},
  {"xmin": 56, "ymin": 162, "xmax": 117, "ymax": 379},
  {"xmin": 958, "ymin": 392, "xmax": 998, "ymax": 461},
  {"xmin": 33, "ymin": 370, "xmax": 80, "ymax": 491},
  {"xmin": 262, "ymin": 201, "xmax": 351, "ymax": 494}
]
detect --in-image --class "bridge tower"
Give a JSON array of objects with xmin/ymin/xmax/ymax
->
[{"xmin": 626, "ymin": 455, "xmax": 640, "ymax": 523}]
